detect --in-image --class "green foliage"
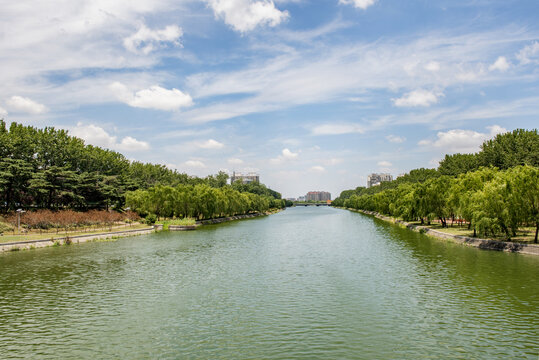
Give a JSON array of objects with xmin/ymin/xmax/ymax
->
[
  {"xmin": 127, "ymin": 183, "xmax": 283, "ymax": 221},
  {"xmin": 336, "ymin": 127, "xmax": 539, "ymax": 241},
  {"xmin": 159, "ymin": 218, "xmax": 196, "ymax": 230},
  {"xmin": 0, "ymin": 121, "xmax": 283, "ymax": 213},
  {"xmin": 478, "ymin": 129, "xmax": 539, "ymax": 169},
  {"xmin": 437, "ymin": 129, "xmax": 538, "ymax": 176},
  {"xmin": 438, "ymin": 153, "xmax": 479, "ymax": 176},
  {"xmin": 333, "ymin": 168, "xmax": 440, "ymax": 207},
  {"xmin": 166, "ymin": 218, "xmax": 196, "ymax": 226},
  {"xmin": 231, "ymin": 180, "xmax": 282, "ymax": 199},
  {"xmin": 145, "ymin": 214, "xmax": 157, "ymax": 225},
  {"xmin": 0, "ymin": 219, "xmax": 14, "ymax": 233},
  {"xmin": 340, "ymin": 166, "xmax": 538, "ymax": 241}
]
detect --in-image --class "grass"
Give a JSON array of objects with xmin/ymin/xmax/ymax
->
[
  {"xmin": 0, "ymin": 223, "xmax": 151, "ymax": 244},
  {"xmin": 407, "ymin": 220, "xmax": 537, "ymax": 243},
  {"xmin": 157, "ymin": 218, "xmax": 196, "ymax": 230},
  {"xmin": 0, "ymin": 220, "xmax": 14, "ymax": 233}
]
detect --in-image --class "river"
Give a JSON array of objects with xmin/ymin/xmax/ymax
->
[{"xmin": 0, "ymin": 207, "xmax": 538, "ymax": 359}]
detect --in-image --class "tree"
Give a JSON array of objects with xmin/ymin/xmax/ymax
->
[
  {"xmin": 438, "ymin": 153, "xmax": 479, "ymax": 176},
  {"xmin": 0, "ymin": 158, "xmax": 33, "ymax": 211},
  {"xmin": 470, "ymin": 173, "xmax": 515, "ymax": 238},
  {"xmin": 508, "ymin": 166, "xmax": 539, "ymax": 242},
  {"xmin": 478, "ymin": 129, "xmax": 539, "ymax": 169}
]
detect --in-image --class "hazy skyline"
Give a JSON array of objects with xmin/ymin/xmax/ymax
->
[{"xmin": 1, "ymin": 0, "xmax": 538, "ymax": 197}]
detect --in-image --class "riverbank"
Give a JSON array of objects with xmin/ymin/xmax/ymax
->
[
  {"xmin": 341, "ymin": 207, "xmax": 539, "ymax": 256},
  {"xmin": 1, "ymin": 209, "xmax": 284, "ymax": 253},
  {"xmin": 197, "ymin": 209, "xmax": 282, "ymax": 225},
  {"xmin": 0, "ymin": 227, "xmax": 155, "ymax": 252}
]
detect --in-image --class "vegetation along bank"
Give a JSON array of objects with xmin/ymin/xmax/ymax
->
[
  {"xmin": 350, "ymin": 209, "xmax": 539, "ymax": 256},
  {"xmin": 333, "ymin": 129, "xmax": 539, "ymax": 247},
  {"xmin": 0, "ymin": 121, "xmax": 288, "ymax": 252}
]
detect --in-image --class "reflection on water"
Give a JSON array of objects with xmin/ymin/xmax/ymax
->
[{"xmin": 1, "ymin": 207, "xmax": 538, "ymax": 359}]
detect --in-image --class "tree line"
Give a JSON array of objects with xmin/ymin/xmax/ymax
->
[
  {"xmin": 0, "ymin": 120, "xmax": 284, "ymax": 214},
  {"xmin": 126, "ymin": 184, "xmax": 286, "ymax": 220},
  {"xmin": 332, "ymin": 129, "xmax": 539, "ymax": 242}
]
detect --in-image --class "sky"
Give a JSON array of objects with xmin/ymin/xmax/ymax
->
[{"xmin": 1, "ymin": 0, "xmax": 538, "ymax": 198}]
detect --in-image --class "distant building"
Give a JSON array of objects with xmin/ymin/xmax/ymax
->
[
  {"xmin": 298, "ymin": 196, "xmax": 306, "ymax": 202},
  {"xmin": 305, "ymin": 191, "xmax": 331, "ymax": 202},
  {"xmin": 367, "ymin": 173, "xmax": 393, "ymax": 188},
  {"xmin": 231, "ymin": 171, "xmax": 260, "ymax": 184}
]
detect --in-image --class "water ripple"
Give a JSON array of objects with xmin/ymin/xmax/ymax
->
[{"xmin": 0, "ymin": 207, "xmax": 538, "ymax": 359}]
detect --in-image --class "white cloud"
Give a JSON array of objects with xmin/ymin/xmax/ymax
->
[
  {"xmin": 184, "ymin": 160, "xmax": 206, "ymax": 168},
  {"xmin": 424, "ymin": 61, "xmax": 440, "ymax": 72},
  {"xmin": 282, "ymin": 148, "xmax": 298, "ymax": 159},
  {"xmin": 0, "ymin": 0, "xmax": 183, "ymax": 96},
  {"xmin": 110, "ymin": 82, "xmax": 193, "ymax": 111},
  {"xmin": 205, "ymin": 0, "xmax": 289, "ymax": 32},
  {"xmin": 386, "ymin": 134, "xmax": 405, "ymax": 143},
  {"xmin": 175, "ymin": 29, "xmax": 538, "ymax": 123},
  {"xmin": 339, "ymin": 0, "xmax": 376, "ymax": 10},
  {"xmin": 418, "ymin": 125, "xmax": 507, "ymax": 154},
  {"xmin": 310, "ymin": 165, "xmax": 326, "ymax": 172},
  {"xmin": 117, "ymin": 136, "xmax": 150, "ymax": 151},
  {"xmin": 164, "ymin": 163, "xmax": 179, "ymax": 170},
  {"xmin": 322, "ymin": 158, "xmax": 343, "ymax": 166},
  {"xmin": 516, "ymin": 41, "xmax": 539, "ymax": 65},
  {"xmin": 197, "ymin": 139, "xmax": 225, "ymax": 149},
  {"xmin": 393, "ymin": 89, "xmax": 442, "ymax": 107},
  {"xmin": 228, "ymin": 158, "xmax": 244, "ymax": 165},
  {"xmin": 311, "ymin": 123, "xmax": 364, "ymax": 135},
  {"xmin": 488, "ymin": 56, "xmax": 510, "ymax": 72},
  {"xmin": 157, "ymin": 128, "xmax": 215, "ymax": 140},
  {"xmin": 0, "ymin": 106, "xmax": 7, "ymax": 117},
  {"xmin": 71, "ymin": 123, "xmax": 117, "ymax": 148},
  {"xmin": 270, "ymin": 148, "xmax": 298, "ymax": 164},
  {"xmin": 377, "ymin": 160, "xmax": 392, "ymax": 167},
  {"xmin": 6, "ymin": 96, "xmax": 48, "ymax": 114},
  {"xmin": 123, "ymin": 24, "xmax": 183, "ymax": 54},
  {"xmin": 70, "ymin": 122, "xmax": 149, "ymax": 152}
]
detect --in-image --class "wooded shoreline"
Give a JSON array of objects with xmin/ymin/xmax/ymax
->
[{"xmin": 344, "ymin": 208, "xmax": 539, "ymax": 256}]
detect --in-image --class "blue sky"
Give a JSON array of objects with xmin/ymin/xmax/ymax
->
[{"xmin": 1, "ymin": 0, "xmax": 538, "ymax": 198}]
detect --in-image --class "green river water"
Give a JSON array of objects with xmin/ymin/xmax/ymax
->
[{"xmin": 0, "ymin": 207, "xmax": 538, "ymax": 359}]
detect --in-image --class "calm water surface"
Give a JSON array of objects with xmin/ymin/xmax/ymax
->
[{"xmin": 1, "ymin": 207, "xmax": 538, "ymax": 359}]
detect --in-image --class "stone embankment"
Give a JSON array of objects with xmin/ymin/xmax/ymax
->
[
  {"xmin": 2, "ymin": 210, "xmax": 282, "ymax": 253},
  {"xmin": 0, "ymin": 227, "xmax": 155, "ymax": 253},
  {"xmin": 350, "ymin": 209, "xmax": 539, "ymax": 256},
  {"xmin": 153, "ymin": 224, "xmax": 199, "ymax": 231},
  {"xmin": 197, "ymin": 212, "xmax": 269, "ymax": 225},
  {"xmin": 153, "ymin": 212, "xmax": 274, "ymax": 231}
]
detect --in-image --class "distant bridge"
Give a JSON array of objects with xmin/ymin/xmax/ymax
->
[{"xmin": 292, "ymin": 202, "xmax": 331, "ymax": 207}]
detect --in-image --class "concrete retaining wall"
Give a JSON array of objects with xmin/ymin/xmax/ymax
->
[
  {"xmin": 197, "ymin": 213, "xmax": 267, "ymax": 225},
  {"xmin": 168, "ymin": 225, "xmax": 199, "ymax": 231},
  {"xmin": 2, "ymin": 210, "xmax": 282, "ymax": 253},
  {"xmin": 0, "ymin": 227, "xmax": 155, "ymax": 253}
]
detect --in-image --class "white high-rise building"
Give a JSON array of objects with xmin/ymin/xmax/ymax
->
[
  {"xmin": 367, "ymin": 173, "xmax": 393, "ymax": 188},
  {"xmin": 231, "ymin": 171, "xmax": 260, "ymax": 184},
  {"xmin": 305, "ymin": 191, "xmax": 331, "ymax": 201}
]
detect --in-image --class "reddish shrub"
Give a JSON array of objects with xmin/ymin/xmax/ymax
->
[{"xmin": 6, "ymin": 209, "xmax": 128, "ymax": 232}]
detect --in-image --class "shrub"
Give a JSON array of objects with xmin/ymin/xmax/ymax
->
[
  {"xmin": 0, "ymin": 218, "xmax": 14, "ymax": 233},
  {"xmin": 145, "ymin": 214, "xmax": 157, "ymax": 225},
  {"xmin": 3, "ymin": 209, "xmax": 127, "ymax": 232}
]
